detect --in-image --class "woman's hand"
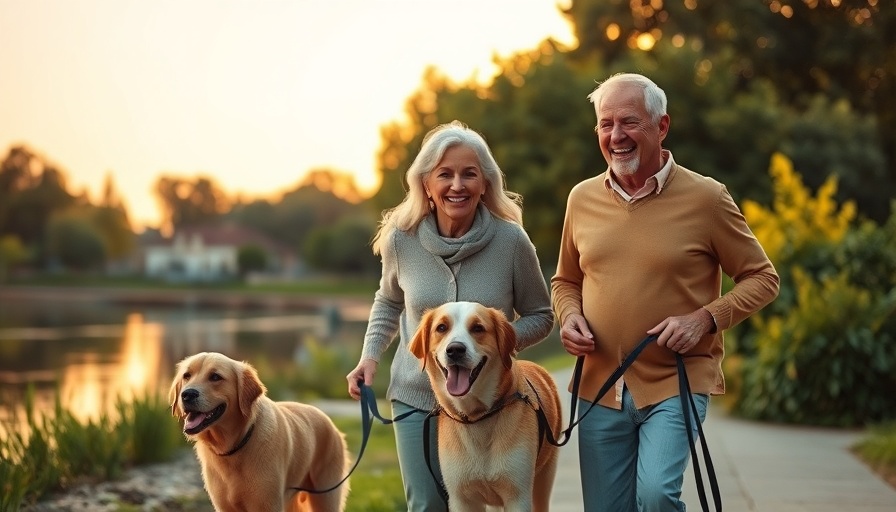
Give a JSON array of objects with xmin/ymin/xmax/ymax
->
[{"xmin": 346, "ymin": 358, "xmax": 378, "ymax": 400}]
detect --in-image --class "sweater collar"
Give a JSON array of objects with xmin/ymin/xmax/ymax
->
[{"xmin": 419, "ymin": 204, "xmax": 497, "ymax": 264}]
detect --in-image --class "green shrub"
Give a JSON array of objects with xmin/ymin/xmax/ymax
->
[
  {"xmin": 0, "ymin": 386, "xmax": 187, "ymax": 508},
  {"xmin": 733, "ymin": 157, "xmax": 896, "ymax": 427},
  {"xmin": 118, "ymin": 393, "xmax": 186, "ymax": 465},
  {"xmin": 736, "ymin": 270, "xmax": 896, "ymax": 426},
  {"xmin": 854, "ymin": 422, "xmax": 896, "ymax": 476}
]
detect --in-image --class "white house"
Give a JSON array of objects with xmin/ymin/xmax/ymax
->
[{"xmin": 143, "ymin": 223, "xmax": 299, "ymax": 282}]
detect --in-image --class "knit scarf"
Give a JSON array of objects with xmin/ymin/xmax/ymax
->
[{"xmin": 418, "ymin": 204, "xmax": 497, "ymax": 265}]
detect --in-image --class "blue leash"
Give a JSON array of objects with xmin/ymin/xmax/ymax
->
[
  {"xmin": 288, "ymin": 381, "xmax": 417, "ymax": 495},
  {"xmin": 530, "ymin": 334, "xmax": 722, "ymax": 511}
]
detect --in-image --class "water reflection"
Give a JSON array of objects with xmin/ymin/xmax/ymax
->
[{"xmin": 0, "ymin": 297, "xmax": 368, "ymax": 433}]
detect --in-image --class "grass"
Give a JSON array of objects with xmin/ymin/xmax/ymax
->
[
  {"xmin": 332, "ymin": 416, "xmax": 405, "ymax": 512},
  {"xmin": 853, "ymin": 422, "xmax": 896, "ymax": 490},
  {"xmin": 0, "ymin": 387, "xmax": 187, "ymax": 511}
]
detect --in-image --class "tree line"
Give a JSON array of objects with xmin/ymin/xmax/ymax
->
[{"xmin": 0, "ymin": 0, "xmax": 894, "ymax": 425}]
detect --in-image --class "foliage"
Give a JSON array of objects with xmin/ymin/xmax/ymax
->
[
  {"xmin": 853, "ymin": 423, "xmax": 896, "ymax": 483},
  {"xmin": 330, "ymin": 417, "xmax": 404, "ymax": 512},
  {"xmin": 237, "ymin": 244, "xmax": 268, "ymax": 276},
  {"xmin": 117, "ymin": 393, "xmax": 186, "ymax": 465},
  {"xmin": 0, "ymin": 235, "xmax": 29, "ymax": 282},
  {"xmin": 303, "ymin": 216, "xmax": 379, "ymax": 275},
  {"xmin": 737, "ymin": 270, "xmax": 896, "ymax": 426},
  {"xmin": 228, "ymin": 176, "xmax": 378, "ymax": 273},
  {"xmin": 0, "ymin": 146, "xmax": 77, "ymax": 264},
  {"xmin": 154, "ymin": 175, "xmax": 231, "ymax": 233},
  {"xmin": 44, "ymin": 212, "xmax": 108, "ymax": 271},
  {"xmin": 0, "ymin": 387, "xmax": 186, "ymax": 508},
  {"xmin": 733, "ymin": 154, "xmax": 896, "ymax": 426},
  {"xmin": 564, "ymin": 0, "xmax": 896, "ymax": 221}
]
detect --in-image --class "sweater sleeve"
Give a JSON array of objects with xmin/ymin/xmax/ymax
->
[
  {"xmin": 510, "ymin": 226, "xmax": 555, "ymax": 351},
  {"xmin": 704, "ymin": 186, "xmax": 780, "ymax": 330},
  {"xmin": 551, "ymin": 183, "xmax": 586, "ymax": 327},
  {"xmin": 360, "ymin": 230, "xmax": 404, "ymax": 362}
]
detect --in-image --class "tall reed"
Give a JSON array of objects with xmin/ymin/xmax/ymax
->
[{"xmin": 0, "ymin": 385, "xmax": 185, "ymax": 511}]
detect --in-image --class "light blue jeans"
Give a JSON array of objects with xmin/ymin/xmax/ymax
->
[
  {"xmin": 577, "ymin": 388, "xmax": 709, "ymax": 512},
  {"xmin": 392, "ymin": 400, "xmax": 448, "ymax": 512}
]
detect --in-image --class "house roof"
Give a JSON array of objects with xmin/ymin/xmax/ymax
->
[{"xmin": 144, "ymin": 222, "xmax": 293, "ymax": 255}]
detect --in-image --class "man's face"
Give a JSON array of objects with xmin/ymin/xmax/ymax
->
[{"xmin": 594, "ymin": 82, "xmax": 669, "ymax": 178}]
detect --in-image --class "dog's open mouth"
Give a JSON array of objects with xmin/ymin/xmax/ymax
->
[
  {"xmin": 441, "ymin": 357, "xmax": 487, "ymax": 397},
  {"xmin": 182, "ymin": 404, "xmax": 225, "ymax": 435}
]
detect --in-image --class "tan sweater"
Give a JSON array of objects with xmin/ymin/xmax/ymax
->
[{"xmin": 551, "ymin": 161, "xmax": 779, "ymax": 409}]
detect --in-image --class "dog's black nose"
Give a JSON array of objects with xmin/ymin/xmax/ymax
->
[
  {"xmin": 446, "ymin": 342, "xmax": 466, "ymax": 360},
  {"xmin": 181, "ymin": 388, "xmax": 199, "ymax": 403}
]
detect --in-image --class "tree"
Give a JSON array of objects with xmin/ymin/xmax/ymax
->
[
  {"xmin": 237, "ymin": 244, "xmax": 268, "ymax": 277},
  {"xmin": 0, "ymin": 235, "xmax": 29, "ymax": 282},
  {"xmin": 303, "ymin": 216, "xmax": 379, "ymax": 275},
  {"xmin": 372, "ymin": 44, "xmax": 604, "ymax": 261},
  {"xmin": 562, "ymin": 0, "xmax": 896, "ymax": 221},
  {"xmin": 228, "ymin": 170, "xmax": 370, "ymax": 262},
  {"xmin": 45, "ymin": 212, "xmax": 106, "ymax": 271},
  {"xmin": 93, "ymin": 173, "xmax": 136, "ymax": 259},
  {"xmin": 154, "ymin": 175, "xmax": 231, "ymax": 233}
]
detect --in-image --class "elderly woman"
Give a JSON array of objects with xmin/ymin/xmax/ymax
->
[{"xmin": 347, "ymin": 120, "xmax": 554, "ymax": 511}]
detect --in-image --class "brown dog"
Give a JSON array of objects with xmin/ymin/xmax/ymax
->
[
  {"xmin": 169, "ymin": 352, "xmax": 350, "ymax": 512},
  {"xmin": 409, "ymin": 301, "xmax": 562, "ymax": 511}
]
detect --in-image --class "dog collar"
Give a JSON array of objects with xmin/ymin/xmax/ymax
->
[
  {"xmin": 436, "ymin": 391, "xmax": 531, "ymax": 424},
  {"xmin": 219, "ymin": 423, "xmax": 255, "ymax": 457}
]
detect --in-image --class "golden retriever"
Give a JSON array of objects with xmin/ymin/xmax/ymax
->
[
  {"xmin": 409, "ymin": 301, "xmax": 561, "ymax": 511},
  {"xmin": 169, "ymin": 352, "xmax": 350, "ymax": 512}
]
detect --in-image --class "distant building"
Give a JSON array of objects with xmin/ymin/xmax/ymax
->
[{"xmin": 142, "ymin": 223, "xmax": 300, "ymax": 282}]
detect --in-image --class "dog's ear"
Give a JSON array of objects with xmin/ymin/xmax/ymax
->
[
  {"xmin": 168, "ymin": 359, "xmax": 185, "ymax": 417},
  {"xmin": 409, "ymin": 309, "xmax": 434, "ymax": 371},
  {"xmin": 492, "ymin": 308, "xmax": 517, "ymax": 370},
  {"xmin": 237, "ymin": 362, "xmax": 266, "ymax": 418}
]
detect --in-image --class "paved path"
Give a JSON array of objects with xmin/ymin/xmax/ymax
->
[
  {"xmin": 547, "ymin": 368, "xmax": 896, "ymax": 512},
  {"xmin": 314, "ymin": 367, "xmax": 896, "ymax": 511}
]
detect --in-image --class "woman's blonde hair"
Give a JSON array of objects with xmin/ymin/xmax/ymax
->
[{"xmin": 371, "ymin": 120, "xmax": 523, "ymax": 255}]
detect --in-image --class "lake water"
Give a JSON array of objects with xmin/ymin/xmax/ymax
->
[{"xmin": 0, "ymin": 287, "xmax": 372, "ymax": 430}]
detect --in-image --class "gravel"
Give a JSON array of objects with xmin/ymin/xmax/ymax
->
[{"xmin": 22, "ymin": 451, "xmax": 212, "ymax": 512}]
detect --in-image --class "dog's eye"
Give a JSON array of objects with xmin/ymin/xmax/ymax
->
[
  {"xmin": 470, "ymin": 323, "xmax": 486, "ymax": 333},
  {"xmin": 435, "ymin": 323, "xmax": 448, "ymax": 333},
  {"xmin": 209, "ymin": 372, "xmax": 223, "ymax": 381},
  {"xmin": 182, "ymin": 372, "xmax": 191, "ymax": 380}
]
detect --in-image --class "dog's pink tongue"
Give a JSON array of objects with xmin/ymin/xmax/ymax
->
[
  {"xmin": 184, "ymin": 412, "xmax": 205, "ymax": 431},
  {"xmin": 447, "ymin": 366, "xmax": 472, "ymax": 396}
]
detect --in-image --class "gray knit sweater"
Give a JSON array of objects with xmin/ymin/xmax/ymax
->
[{"xmin": 360, "ymin": 205, "xmax": 555, "ymax": 411}]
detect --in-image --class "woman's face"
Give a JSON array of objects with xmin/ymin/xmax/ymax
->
[{"xmin": 424, "ymin": 144, "xmax": 485, "ymax": 237}]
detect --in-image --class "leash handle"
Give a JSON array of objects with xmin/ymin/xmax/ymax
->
[
  {"xmin": 532, "ymin": 335, "xmax": 723, "ymax": 511},
  {"xmin": 538, "ymin": 334, "xmax": 658, "ymax": 447},
  {"xmin": 290, "ymin": 380, "xmax": 416, "ymax": 495},
  {"xmin": 677, "ymin": 355, "xmax": 722, "ymax": 512}
]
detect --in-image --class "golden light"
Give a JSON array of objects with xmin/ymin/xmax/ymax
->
[
  {"xmin": 606, "ymin": 23, "xmax": 621, "ymax": 41},
  {"xmin": 635, "ymin": 32, "xmax": 657, "ymax": 51}
]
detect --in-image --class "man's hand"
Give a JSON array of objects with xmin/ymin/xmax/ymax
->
[
  {"xmin": 560, "ymin": 314, "xmax": 596, "ymax": 356},
  {"xmin": 648, "ymin": 308, "xmax": 715, "ymax": 354}
]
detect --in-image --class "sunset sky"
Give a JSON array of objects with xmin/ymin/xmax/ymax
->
[{"xmin": 0, "ymin": 0, "xmax": 576, "ymax": 230}]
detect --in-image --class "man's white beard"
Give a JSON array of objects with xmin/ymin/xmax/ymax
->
[{"xmin": 613, "ymin": 154, "xmax": 640, "ymax": 176}]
